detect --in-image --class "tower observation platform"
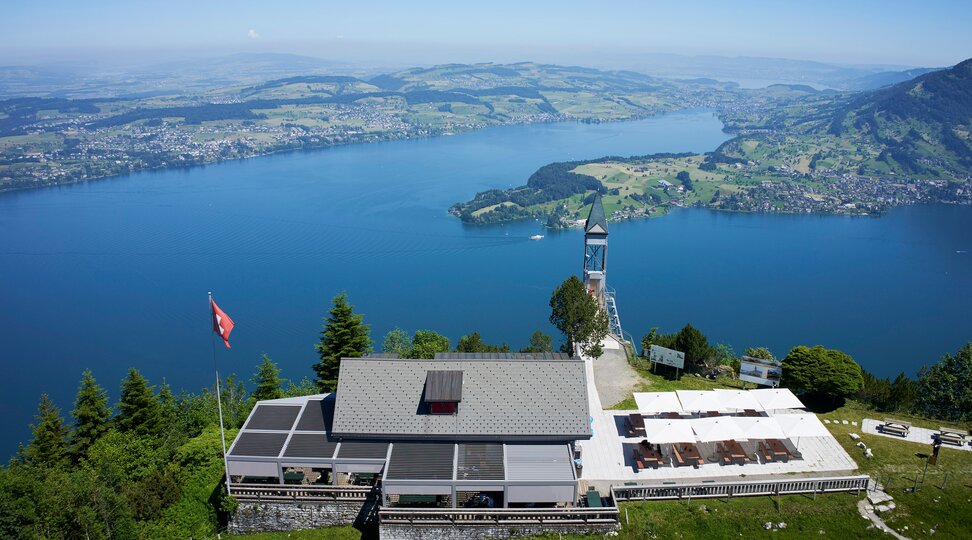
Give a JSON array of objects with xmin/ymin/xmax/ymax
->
[{"xmin": 582, "ymin": 193, "xmax": 626, "ymax": 343}]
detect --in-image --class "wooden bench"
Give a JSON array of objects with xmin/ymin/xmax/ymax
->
[
  {"xmin": 939, "ymin": 427, "xmax": 968, "ymax": 446},
  {"xmin": 881, "ymin": 418, "xmax": 911, "ymax": 437},
  {"xmin": 758, "ymin": 441, "xmax": 775, "ymax": 463}
]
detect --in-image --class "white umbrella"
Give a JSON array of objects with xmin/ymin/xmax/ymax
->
[
  {"xmin": 774, "ymin": 413, "xmax": 830, "ymax": 438},
  {"xmin": 676, "ymin": 390, "xmax": 722, "ymax": 412},
  {"xmin": 634, "ymin": 392, "xmax": 683, "ymax": 415},
  {"xmin": 641, "ymin": 419, "xmax": 696, "ymax": 443},
  {"xmin": 751, "ymin": 388, "xmax": 805, "ymax": 410},
  {"xmin": 690, "ymin": 416, "xmax": 742, "ymax": 442},
  {"xmin": 714, "ymin": 389, "xmax": 764, "ymax": 411},
  {"xmin": 774, "ymin": 413, "xmax": 831, "ymax": 450},
  {"xmin": 735, "ymin": 416, "xmax": 786, "ymax": 440}
]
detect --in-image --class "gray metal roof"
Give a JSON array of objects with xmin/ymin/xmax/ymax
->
[
  {"xmin": 434, "ymin": 352, "xmax": 570, "ymax": 360},
  {"xmin": 585, "ymin": 192, "xmax": 608, "ymax": 235},
  {"xmin": 229, "ymin": 432, "xmax": 289, "ymax": 457},
  {"xmin": 457, "ymin": 443, "xmax": 504, "ymax": 480},
  {"xmin": 385, "ymin": 442, "xmax": 456, "ymax": 480},
  {"xmin": 337, "ymin": 441, "xmax": 391, "ymax": 459},
  {"xmin": 505, "ymin": 444, "xmax": 575, "ymax": 481},
  {"xmin": 294, "ymin": 398, "xmax": 333, "ymax": 431},
  {"xmin": 424, "ymin": 370, "xmax": 463, "ymax": 402},
  {"xmin": 243, "ymin": 404, "xmax": 302, "ymax": 430},
  {"xmin": 283, "ymin": 433, "xmax": 338, "ymax": 458},
  {"xmin": 332, "ymin": 356, "xmax": 591, "ymax": 440}
]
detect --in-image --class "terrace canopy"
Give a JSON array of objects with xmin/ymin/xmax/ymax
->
[
  {"xmin": 675, "ymin": 390, "xmax": 722, "ymax": 412},
  {"xmin": 640, "ymin": 419, "xmax": 696, "ymax": 443},
  {"xmin": 734, "ymin": 416, "xmax": 786, "ymax": 440},
  {"xmin": 774, "ymin": 413, "xmax": 831, "ymax": 438},
  {"xmin": 690, "ymin": 416, "xmax": 742, "ymax": 443},
  {"xmin": 751, "ymin": 388, "xmax": 805, "ymax": 410},
  {"xmin": 634, "ymin": 392, "xmax": 683, "ymax": 414},
  {"xmin": 714, "ymin": 389, "xmax": 765, "ymax": 411}
]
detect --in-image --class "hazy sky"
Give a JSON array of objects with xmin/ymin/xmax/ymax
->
[{"xmin": 2, "ymin": 0, "xmax": 970, "ymax": 68}]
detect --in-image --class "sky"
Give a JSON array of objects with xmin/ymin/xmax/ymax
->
[{"xmin": 1, "ymin": 0, "xmax": 971, "ymax": 68}]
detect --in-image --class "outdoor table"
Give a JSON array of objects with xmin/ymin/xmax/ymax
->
[
  {"xmin": 743, "ymin": 409, "xmax": 762, "ymax": 417},
  {"xmin": 765, "ymin": 439, "xmax": 790, "ymax": 461},
  {"xmin": 706, "ymin": 411, "xmax": 721, "ymax": 417},
  {"xmin": 662, "ymin": 412, "xmax": 682, "ymax": 420},
  {"xmin": 627, "ymin": 413, "xmax": 647, "ymax": 436},
  {"xmin": 724, "ymin": 440, "xmax": 749, "ymax": 464},
  {"xmin": 633, "ymin": 440, "xmax": 662, "ymax": 469},
  {"xmin": 675, "ymin": 443, "xmax": 704, "ymax": 467}
]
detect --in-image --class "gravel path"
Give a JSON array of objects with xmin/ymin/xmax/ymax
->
[{"xmin": 591, "ymin": 337, "xmax": 640, "ymax": 408}]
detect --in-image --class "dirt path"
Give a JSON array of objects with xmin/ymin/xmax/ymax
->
[{"xmin": 592, "ymin": 336, "xmax": 640, "ymax": 408}]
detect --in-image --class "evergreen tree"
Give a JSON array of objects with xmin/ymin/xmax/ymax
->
[
  {"xmin": 674, "ymin": 324, "xmax": 714, "ymax": 369},
  {"xmin": 314, "ymin": 293, "xmax": 372, "ymax": 391},
  {"xmin": 549, "ymin": 275, "xmax": 608, "ymax": 357},
  {"xmin": 915, "ymin": 342, "xmax": 972, "ymax": 421},
  {"xmin": 251, "ymin": 355, "xmax": 284, "ymax": 402},
  {"xmin": 116, "ymin": 368, "xmax": 162, "ymax": 437},
  {"xmin": 520, "ymin": 330, "xmax": 553, "ymax": 353},
  {"xmin": 69, "ymin": 369, "xmax": 111, "ymax": 460},
  {"xmin": 26, "ymin": 394, "xmax": 68, "ymax": 467},
  {"xmin": 456, "ymin": 331, "xmax": 510, "ymax": 353}
]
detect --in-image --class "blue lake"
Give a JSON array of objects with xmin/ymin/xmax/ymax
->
[{"xmin": 1, "ymin": 110, "xmax": 970, "ymax": 457}]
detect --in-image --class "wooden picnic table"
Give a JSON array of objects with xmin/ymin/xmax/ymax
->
[
  {"xmin": 627, "ymin": 413, "xmax": 646, "ymax": 436},
  {"xmin": 723, "ymin": 440, "xmax": 750, "ymax": 465},
  {"xmin": 672, "ymin": 443, "xmax": 704, "ymax": 467},
  {"xmin": 743, "ymin": 409, "xmax": 762, "ymax": 417},
  {"xmin": 882, "ymin": 418, "xmax": 911, "ymax": 437},
  {"xmin": 633, "ymin": 440, "xmax": 663, "ymax": 469},
  {"xmin": 765, "ymin": 439, "xmax": 790, "ymax": 462},
  {"xmin": 938, "ymin": 427, "xmax": 968, "ymax": 446}
]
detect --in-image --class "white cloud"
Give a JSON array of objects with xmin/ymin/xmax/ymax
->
[{"xmin": 247, "ymin": 29, "xmax": 260, "ymax": 40}]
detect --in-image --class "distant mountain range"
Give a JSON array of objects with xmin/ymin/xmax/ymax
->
[{"xmin": 0, "ymin": 52, "xmax": 943, "ymax": 99}]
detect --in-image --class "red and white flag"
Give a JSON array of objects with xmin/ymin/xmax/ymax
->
[{"xmin": 210, "ymin": 296, "xmax": 235, "ymax": 349}]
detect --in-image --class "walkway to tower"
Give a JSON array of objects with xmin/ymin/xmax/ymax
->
[{"xmin": 592, "ymin": 335, "xmax": 640, "ymax": 409}]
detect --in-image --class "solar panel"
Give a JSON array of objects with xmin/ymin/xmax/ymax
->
[
  {"xmin": 229, "ymin": 432, "xmax": 288, "ymax": 457},
  {"xmin": 244, "ymin": 405, "xmax": 301, "ymax": 430}
]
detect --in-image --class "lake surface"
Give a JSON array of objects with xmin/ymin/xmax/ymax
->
[{"xmin": 1, "ymin": 110, "xmax": 970, "ymax": 457}]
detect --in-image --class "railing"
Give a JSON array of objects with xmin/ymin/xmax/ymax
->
[
  {"xmin": 230, "ymin": 483, "xmax": 375, "ymax": 503},
  {"xmin": 612, "ymin": 475, "xmax": 870, "ymax": 501},
  {"xmin": 604, "ymin": 287, "xmax": 623, "ymax": 338},
  {"xmin": 379, "ymin": 506, "xmax": 620, "ymax": 526}
]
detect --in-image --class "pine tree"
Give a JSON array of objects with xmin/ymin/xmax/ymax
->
[
  {"xmin": 26, "ymin": 394, "xmax": 68, "ymax": 466},
  {"xmin": 314, "ymin": 293, "xmax": 372, "ymax": 391},
  {"xmin": 116, "ymin": 368, "xmax": 162, "ymax": 437},
  {"xmin": 69, "ymin": 369, "xmax": 111, "ymax": 459},
  {"xmin": 251, "ymin": 355, "xmax": 284, "ymax": 402}
]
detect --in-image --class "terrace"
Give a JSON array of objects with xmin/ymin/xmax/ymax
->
[{"xmin": 576, "ymin": 357, "xmax": 859, "ymax": 492}]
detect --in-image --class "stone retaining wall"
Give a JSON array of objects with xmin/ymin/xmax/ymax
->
[
  {"xmin": 228, "ymin": 500, "xmax": 370, "ymax": 534},
  {"xmin": 379, "ymin": 522, "xmax": 619, "ymax": 540}
]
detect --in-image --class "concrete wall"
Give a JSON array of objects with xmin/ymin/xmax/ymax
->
[
  {"xmin": 228, "ymin": 500, "xmax": 370, "ymax": 534},
  {"xmin": 379, "ymin": 523, "xmax": 619, "ymax": 540}
]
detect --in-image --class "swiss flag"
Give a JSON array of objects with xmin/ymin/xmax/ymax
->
[{"xmin": 210, "ymin": 296, "xmax": 235, "ymax": 349}]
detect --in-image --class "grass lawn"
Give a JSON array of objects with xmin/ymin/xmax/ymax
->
[{"xmin": 235, "ymin": 526, "xmax": 362, "ymax": 539}]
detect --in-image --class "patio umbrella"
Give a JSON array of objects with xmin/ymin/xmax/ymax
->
[
  {"xmin": 634, "ymin": 392, "xmax": 683, "ymax": 415},
  {"xmin": 690, "ymin": 416, "xmax": 742, "ymax": 442},
  {"xmin": 774, "ymin": 413, "xmax": 831, "ymax": 449},
  {"xmin": 714, "ymin": 389, "xmax": 764, "ymax": 411},
  {"xmin": 751, "ymin": 388, "xmax": 805, "ymax": 410},
  {"xmin": 675, "ymin": 390, "xmax": 722, "ymax": 412},
  {"xmin": 734, "ymin": 416, "xmax": 786, "ymax": 440},
  {"xmin": 641, "ymin": 419, "xmax": 696, "ymax": 443}
]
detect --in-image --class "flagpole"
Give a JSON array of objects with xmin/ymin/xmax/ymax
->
[{"xmin": 210, "ymin": 292, "xmax": 233, "ymax": 496}]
